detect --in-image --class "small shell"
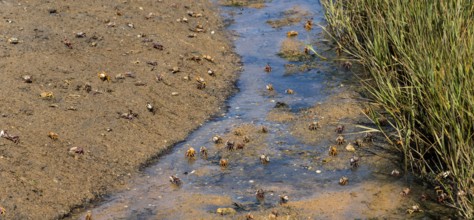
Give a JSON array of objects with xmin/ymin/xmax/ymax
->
[
  {"xmin": 266, "ymin": 84, "xmax": 274, "ymax": 91},
  {"xmin": 260, "ymin": 155, "xmax": 270, "ymax": 164},
  {"xmin": 345, "ymin": 143, "xmax": 356, "ymax": 152}
]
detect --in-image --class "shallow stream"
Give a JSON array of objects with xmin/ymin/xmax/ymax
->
[{"xmin": 74, "ymin": 1, "xmax": 451, "ymax": 219}]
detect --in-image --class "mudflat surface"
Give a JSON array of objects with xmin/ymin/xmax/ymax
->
[{"xmin": 0, "ymin": 0, "xmax": 239, "ymax": 219}]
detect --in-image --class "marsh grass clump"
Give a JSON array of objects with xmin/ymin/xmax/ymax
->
[{"xmin": 321, "ymin": 0, "xmax": 474, "ymax": 217}]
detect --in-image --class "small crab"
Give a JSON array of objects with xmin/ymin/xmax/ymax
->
[
  {"xmin": 98, "ymin": 71, "xmax": 111, "ymax": 82},
  {"xmin": 22, "ymin": 75, "xmax": 32, "ymax": 83},
  {"xmin": 354, "ymin": 138, "xmax": 364, "ymax": 147},
  {"xmin": 40, "ymin": 91, "xmax": 54, "ymax": 99},
  {"xmin": 219, "ymin": 158, "xmax": 228, "ymax": 168},
  {"xmin": 185, "ymin": 147, "xmax": 196, "ymax": 158},
  {"xmin": 264, "ymin": 63, "xmax": 272, "ymax": 72},
  {"xmin": 146, "ymin": 102, "xmax": 155, "ymax": 114},
  {"xmin": 304, "ymin": 19, "xmax": 313, "ymax": 30},
  {"xmin": 68, "ymin": 147, "xmax": 84, "ymax": 156},
  {"xmin": 336, "ymin": 135, "xmax": 345, "ymax": 145},
  {"xmin": 243, "ymin": 136, "xmax": 250, "ymax": 143},
  {"xmin": 308, "ymin": 121, "xmax": 320, "ymax": 131},
  {"xmin": 212, "ymin": 136, "xmax": 223, "ymax": 144},
  {"xmin": 225, "ymin": 140, "xmax": 235, "ymax": 151},
  {"xmin": 260, "ymin": 126, "xmax": 268, "ymax": 133},
  {"xmin": 364, "ymin": 132, "xmax": 374, "ymax": 142},
  {"xmin": 406, "ymin": 204, "xmax": 423, "ymax": 214},
  {"xmin": 200, "ymin": 146, "xmax": 208, "ymax": 157},
  {"xmin": 196, "ymin": 76, "xmax": 206, "ymax": 89},
  {"xmin": 207, "ymin": 68, "xmax": 215, "ymax": 76},
  {"xmin": 339, "ymin": 176, "xmax": 349, "ymax": 185},
  {"xmin": 400, "ymin": 187, "xmax": 411, "ymax": 196},
  {"xmin": 391, "ymin": 169, "xmax": 401, "ymax": 177},
  {"xmin": 266, "ymin": 84, "xmax": 274, "ymax": 91},
  {"xmin": 342, "ymin": 61, "xmax": 352, "ymax": 69},
  {"xmin": 0, "ymin": 130, "xmax": 20, "ymax": 144},
  {"xmin": 0, "ymin": 206, "xmax": 5, "ymax": 215},
  {"xmin": 48, "ymin": 131, "xmax": 59, "ymax": 140},
  {"xmin": 169, "ymin": 175, "xmax": 182, "ymax": 186},
  {"xmin": 85, "ymin": 211, "xmax": 92, "ymax": 220},
  {"xmin": 285, "ymin": 89, "xmax": 294, "ymax": 94},
  {"xmin": 329, "ymin": 146, "xmax": 338, "ymax": 156},
  {"xmin": 256, "ymin": 189, "xmax": 265, "ymax": 201},
  {"xmin": 279, "ymin": 195, "xmax": 289, "ymax": 204},
  {"xmin": 119, "ymin": 110, "xmax": 138, "ymax": 120},
  {"xmin": 335, "ymin": 125, "xmax": 344, "ymax": 134},
  {"xmin": 236, "ymin": 142, "xmax": 245, "ymax": 150},
  {"xmin": 245, "ymin": 213, "xmax": 254, "ymax": 220},
  {"xmin": 260, "ymin": 154, "xmax": 270, "ymax": 164},
  {"xmin": 350, "ymin": 155, "xmax": 359, "ymax": 168},
  {"xmin": 286, "ymin": 31, "xmax": 298, "ymax": 37}
]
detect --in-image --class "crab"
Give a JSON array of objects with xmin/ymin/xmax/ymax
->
[
  {"xmin": 342, "ymin": 61, "xmax": 352, "ymax": 69},
  {"xmin": 286, "ymin": 31, "xmax": 298, "ymax": 37},
  {"xmin": 336, "ymin": 135, "xmax": 345, "ymax": 145},
  {"xmin": 339, "ymin": 176, "xmax": 349, "ymax": 185},
  {"xmin": 256, "ymin": 189, "xmax": 265, "ymax": 201},
  {"xmin": 328, "ymin": 146, "xmax": 338, "ymax": 156},
  {"xmin": 260, "ymin": 126, "xmax": 268, "ymax": 133},
  {"xmin": 266, "ymin": 84, "xmax": 274, "ymax": 91},
  {"xmin": 364, "ymin": 132, "xmax": 374, "ymax": 142},
  {"xmin": 406, "ymin": 204, "xmax": 423, "ymax": 214},
  {"xmin": 0, "ymin": 130, "xmax": 20, "ymax": 144},
  {"xmin": 0, "ymin": 206, "xmax": 5, "ymax": 215},
  {"xmin": 200, "ymin": 146, "xmax": 208, "ymax": 157},
  {"xmin": 68, "ymin": 147, "xmax": 84, "ymax": 156},
  {"xmin": 185, "ymin": 147, "xmax": 196, "ymax": 158},
  {"xmin": 245, "ymin": 213, "xmax": 254, "ymax": 220},
  {"xmin": 236, "ymin": 142, "xmax": 245, "ymax": 150},
  {"xmin": 48, "ymin": 131, "xmax": 59, "ymax": 140},
  {"xmin": 196, "ymin": 77, "xmax": 206, "ymax": 90},
  {"xmin": 304, "ymin": 19, "xmax": 313, "ymax": 30},
  {"xmin": 119, "ymin": 110, "xmax": 138, "ymax": 120},
  {"xmin": 207, "ymin": 68, "xmax": 215, "ymax": 76},
  {"xmin": 40, "ymin": 91, "xmax": 54, "ymax": 99},
  {"xmin": 264, "ymin": 63, "xmax": 272, "ymax": 72},
  {"xmin": 335, "ymin": 125, "xmax": 345, "ymax": 133},
  {"xmin": 212, "ymin": 135, "xmax": 223, "ymax": 144},
  {"xmin": 280, "ymin": 195, "xmax": 289, "ymax": 204},
  {"xmin": 435, "ymin": 187, "xmax": 449, "ymax": 203},
  {"xmin": 85, "ymin": 211, "xmax": 92, "ymax": 220},
  {"xmin": 400, "ymin": 187, "xmax": 411, "ymax": 196},
  {"xmin": 350, "ymin": 155, "xmax": 359, "ymax": 168},
  {"xmin": 225, "ymin": 140, "xmax": 235, "ymax": 151},
  {"xmin": 308, "ymin": 121, "xmax": 320, "ymax": 131},
  {"xmin": 285, "ymin": 89, "xmax": 294, "ymax": 94},
  {"xmin": 146, "ymin": 102, "xmax": 155, "ymax": 113},
  {"xmin": 260, "ymin": 154, "xmax": 270, "ymax": 164},
  {"xmin": 98, "ymin": 71, "xmax": 111, "ymax": 82},
  {"xmin": 354, "ymin": 138, "xmax": 364, "ymax": 147},
  {"xmin": 22, "ymin": 75, "xmax": 32, "ymax": 83},
  {"xmin": 391, "ymin": 169, "xmax": 401, "ymax": 177},
  {"xmin": 243, "ymin": 136, "xmax": 250, "ymax": 143},
  {"xmin": 169, "ymin": 175, "xmax": 182, "ymax": 186},
  {"xmin": 364, "ymin": 132, "xmax": 374, "ymax": 143},
  {"xmin": 219, "ymin": 158, "xmax": 228, "ymax": 168}
]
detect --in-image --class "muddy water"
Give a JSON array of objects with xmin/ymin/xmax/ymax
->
[{"xmin": 74, "ymin": 1, "xmax": 449, "ymax": 219}]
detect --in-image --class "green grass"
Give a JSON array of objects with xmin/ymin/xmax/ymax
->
[{"xmin": 321, "ymin": 0, "xmax": 474, "ymax": 217}]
